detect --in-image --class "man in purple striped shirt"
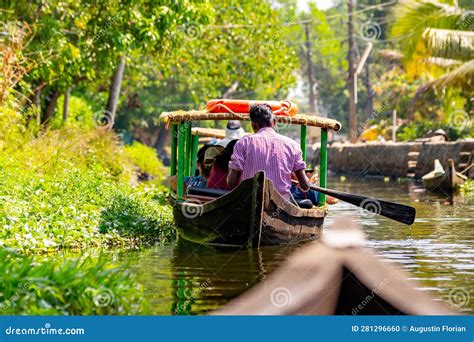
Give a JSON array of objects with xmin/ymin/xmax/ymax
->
[{"xmin": 227, "ymin": 104, "xmax": 311, "ymax": 201}]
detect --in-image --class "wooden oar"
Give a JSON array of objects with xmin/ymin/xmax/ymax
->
[{"xmin": 292, "ymin": 180, "xmax": 416, "ymax": 225}]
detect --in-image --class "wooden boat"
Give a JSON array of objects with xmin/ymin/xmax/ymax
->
[
  {"xmin": 422, "ymin": 159, "xmax": 467, "ymax": 193},
  {"xmin": 215, "ymin": 219, "xmax": 456, "ymax": 315},
  {"xmin": 173, "ymin": 171, "xmax": 326, "ymax": 247},
  {"xmin": 160, "ymin": 107, "xmax": 342, "ymax": 247}
]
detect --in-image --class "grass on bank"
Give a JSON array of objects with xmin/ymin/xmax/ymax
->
[
  {"xmin": 0, "ymin": 248, "xmax": 145, "ymax": 315},
  {"xmin": 0, "ymin": 127, "xmax": 175, "ymax": 253}
]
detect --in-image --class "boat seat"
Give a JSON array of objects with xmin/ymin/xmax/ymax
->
[
  {"xmin": 187, "ymin": 186, "xmax": 230, "ymax": 198},
  {"xmin": 294, "ymin": 199, "xmax": 313, "ymax": 209}
]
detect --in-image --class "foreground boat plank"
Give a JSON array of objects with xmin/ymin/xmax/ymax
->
[{"xmin": 215, "ymin": 232, "xmax": 456, "ymax": 315}]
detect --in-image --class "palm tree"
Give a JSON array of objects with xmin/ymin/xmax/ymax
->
[{"xmin": 389, "ymin": 0, "xmax": 473, "ymax": 120}]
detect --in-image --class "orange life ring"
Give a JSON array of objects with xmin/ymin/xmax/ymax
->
[{"xmin": 206, "ymin": 99, "xmax": 298, "ymax": 116}]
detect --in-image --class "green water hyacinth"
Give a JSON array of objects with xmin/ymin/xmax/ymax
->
[{"xmin": 0, "ymin": 128, "xmax": 176, "ymax": 253}]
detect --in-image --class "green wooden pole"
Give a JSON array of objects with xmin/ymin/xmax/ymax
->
[
  {"xmin": 170, "ymin": 124, "xmax": 177, "ymax": 177},
  {"xmin": 319, "ymin": 128, "xmax": 328, "ymax": 206},
  {"xmin": 177, "ymin": 123, "xmax": 185, "ymax": 199},
  {"xmin": 185, "ymin": 121, "xmax": 192, "ymax": 176},
  {"xmin": 190, "ymin": 134, "xmax": 199, "ymax": 177},
  {"xmin": 300, "ymin": 125, "xmax": 307, "ymax": 162}
]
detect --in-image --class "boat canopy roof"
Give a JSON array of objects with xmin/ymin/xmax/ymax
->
[{"xmin": 160, "ymin": 110, "xmax": 342, "ymax": 131}]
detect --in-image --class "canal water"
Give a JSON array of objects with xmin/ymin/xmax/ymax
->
[{"xmin": 121, "ymin": 176, "xmax": 474, "ymax": 314}]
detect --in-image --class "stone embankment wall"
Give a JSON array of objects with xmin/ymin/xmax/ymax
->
[{"xmin": 310, "ymin": 140, "xmax": 474, "ymax": 179}]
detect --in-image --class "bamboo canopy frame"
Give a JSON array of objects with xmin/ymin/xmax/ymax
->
[
  {"xmin": 160, "ymin": 109, "xmax": 342, "ymax": 206},
  {"xmin": 160, "ymin": 110, "xmax": 342, "ymax": 131},
  {"xmin": 191, "ymin": 127, "xmax": 227, "ymax": 139}
]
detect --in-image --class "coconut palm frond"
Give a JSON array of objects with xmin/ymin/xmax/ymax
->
[
  {"xmin": 424, "ymin": 56, "xmax": 463, "ymax": 68},
  {"xmin": 425, "ymin": 59, "xmax": 474, "ymax": 90},
  {"xmin": 407, "ymin": 60, "xmax": 474, "ymax": 119},
  {"xmin": 390, "ymin": 0, "xmax": 472, "ymax": 61},
  {"xmin": 411, "ymin": 59, "xmax": 474, "ymax": 102},
  {"xmin": 421, "ymin": 28, "xmax": 474, "ymax": 61}
]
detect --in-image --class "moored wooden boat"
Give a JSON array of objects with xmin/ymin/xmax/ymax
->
[
  {"xmin": 173, "ymin": 171, "xmax": 326, "ymax": 247},
  {"xmin": 422, "ymin": 159, "xmax": 467, "ymax": 193}
]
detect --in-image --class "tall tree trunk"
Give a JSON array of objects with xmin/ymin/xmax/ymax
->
[
  {"xmin": 42, "ymin": 89, "xmax": 60, "ymax": 126},
  {"xmin": 153, "ymin": 123, "xmax": 168, "ymax": 159},
  {"xmin": 347, "ymin": 0, "xmax": 357, "ymax": 143},
  {"xmin": 304, "ymin": 22, "xmax": 317, "ymax": 115},
  {"xmin": 24, "ymin": 81, "xmax": 44, "ymax": 127},
  {"xmin": 105, "ymin": 55, "xmax": 126, "ymax": 130},
  {"xmin": 63, "ymin": 87, "xmax": 70, "ymax": 124}
]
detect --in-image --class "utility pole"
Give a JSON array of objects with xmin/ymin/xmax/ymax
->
[
  {"xmin": 363, "ymin": 59, "xmax": 374, "ymax": 122},
  {"xmin": 347, "ymin": 0, "xmax": 357, "ymax": 143},
  {"xmin": 304, "ymin": 22, "xmax": 317, "ymax": 115}
]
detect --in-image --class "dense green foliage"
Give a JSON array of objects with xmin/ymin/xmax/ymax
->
[
  {"xmin": 0, "ymin": 249, "xmax": 144, "ymax": 315},
  {"xmin": 124, "ymin": 142, "xmax": 165, "ymax": 179},
  {"xmin": 397, "ymin": 120, "xmax": 473, "ymax": 141},
  {"xmin": 460, "ymin": 179, "xmax": 474, "ymax": 193},
  {"xmin": 0, "ymin": 128, "xmax": 174, "ymax": 253}
]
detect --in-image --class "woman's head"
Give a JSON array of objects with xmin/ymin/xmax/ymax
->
[
  {"xmin": 196, "ymin": 144, "xmax": 212, "ymax": 178},
  {"xmin": 214, "ymin": 139, "xmax": 238, "ymax": 172}
]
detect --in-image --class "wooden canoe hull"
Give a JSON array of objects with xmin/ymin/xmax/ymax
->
[{"xmin": 172, "ymin": 172, "xmax": 326, "ymax": 247}]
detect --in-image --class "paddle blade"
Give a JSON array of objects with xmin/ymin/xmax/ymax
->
[{"xmin": 311, "ymin": 186, "xmax": 416, "ymax": 225}]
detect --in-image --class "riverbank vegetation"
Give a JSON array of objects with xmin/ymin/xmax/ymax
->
[{"xmin": 1, "ymin": 126, "xmax": 174, "ymax": 253}]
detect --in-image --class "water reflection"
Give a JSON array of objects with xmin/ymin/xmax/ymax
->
[{"xmin": 124, "ymin": 177, "xmax": 473, "ymax": 314}]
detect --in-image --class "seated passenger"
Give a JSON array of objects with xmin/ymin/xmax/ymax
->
[
  {"xmin": 206, "ymin": 140, "xmax": 238, "ymax": 190},
  {"xmin": 290, "ymin": 169, "xmax": 338, "ymax": 205},
  {"xmin": 203, "ymin": 145, "xmax": 225, "ymax": 176},
  {"xmin": 290, "ymin": 169, "xmax": 320, "ymax": 206},
  {"xmin": 170, "ymin": 144, "xmax": 212, "ymax": 191},
  {"xmin": 216, "ymin": 121, "xmax": 246, "ymax": 148},
  {"xmin": 185, "ymin": 144, "xmax": 214, "ymax": 188},
  {"xmin": 227, "ymin": 104, "xmax": 311, "ymax": 201}
]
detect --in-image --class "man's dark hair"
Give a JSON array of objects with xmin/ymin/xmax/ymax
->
[{"xmin": 249, "ymin": 104, "xmax": 274, "ymax": 127}]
